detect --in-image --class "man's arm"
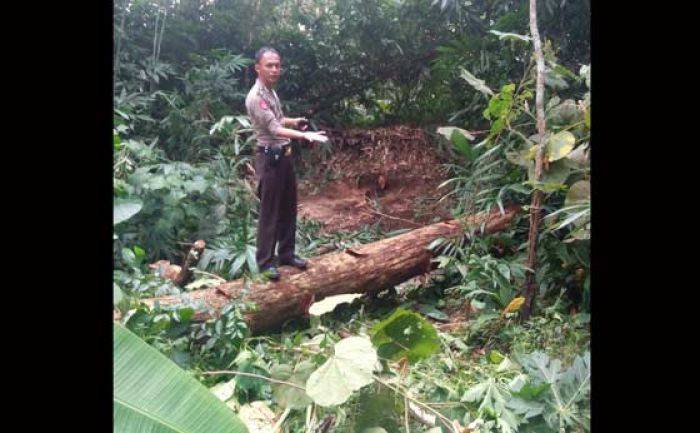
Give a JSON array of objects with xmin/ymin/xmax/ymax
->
[
  {"xmin": 274, "ymin": 127, "xmax": 328, "ymax": 143},
  {"xmin": 248, "ymin": 96, "xmax": 326, "ymax": 143},
  {"xmin": 282, "ymin": 117, "xmax": 306, "ymax": 128}
]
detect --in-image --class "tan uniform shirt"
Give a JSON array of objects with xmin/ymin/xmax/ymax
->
[{"xmin": 245, "ymin": 78, "xmax": 290, "ymax": 148}]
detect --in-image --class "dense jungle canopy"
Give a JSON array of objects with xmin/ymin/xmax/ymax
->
[{"xmin": 114, "ymin": 1, "xmax": 591, "ymax": 433}]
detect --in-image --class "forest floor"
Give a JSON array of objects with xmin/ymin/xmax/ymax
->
[{"xmin": 295, "ymin": 125, "xmax": 456, "ymax": 233}]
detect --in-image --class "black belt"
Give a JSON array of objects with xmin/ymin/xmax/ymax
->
[
  {"xmin": 257, "ymin": 144, "xmax": 292, "ymax": 155},
  {"xmin": 258, "ymin": 144, "xmax": 292, "ymax": 166}
]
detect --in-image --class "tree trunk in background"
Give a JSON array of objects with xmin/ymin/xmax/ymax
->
[
  {"xmin": 140, "ymin": 206, "xmax": 519, "ymax": 334},
  {"xmin": 523, "ymin": 0, "xmax": 547, "ymax": 319}
]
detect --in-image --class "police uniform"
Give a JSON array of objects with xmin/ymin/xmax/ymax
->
[{"xmin": 245, "ymin": 78, "xmax": 298, "ymax": 270}]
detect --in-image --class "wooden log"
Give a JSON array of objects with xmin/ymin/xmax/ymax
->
[{"xmin": 141, "ymin": 206, "xmax": 520, "ymax": 334}]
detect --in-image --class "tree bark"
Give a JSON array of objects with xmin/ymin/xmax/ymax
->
[
  {"xmin": 141, "ymin": 206, "xmax": 520, "ymax": 334},
  {"xmin": 522, "ymin": 0, "xmax": 547, "ymax": 319}
]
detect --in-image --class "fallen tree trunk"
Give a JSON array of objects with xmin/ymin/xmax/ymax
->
[{"xmin": 141, "ymin": 206, "xmax": 519, "ymax": 334}]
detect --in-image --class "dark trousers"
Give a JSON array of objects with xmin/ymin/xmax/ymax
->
[{"xmin": 255, "ymin": 147, "xmax": 297, "ymax": 269}]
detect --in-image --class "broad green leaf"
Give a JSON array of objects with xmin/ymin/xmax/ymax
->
[
  {"xmin": 506, "ymin": 397, "xmax": 545, "ymax": 419},
  {"xmin": 496, "ymin": 357, "xmax": 520, "ymax": 372},
  {"xmin": 354, "ymin": 387, "xmax": 405, "ymax": 433},
  {"xmin": 544, "ymin": 68, "xmax": 569, "ymax": 90},
  {"xmin": 508, "ymin": 374, "xmax": 528, "ymax": 392},
  {"xmin": 437, "ymin": 127, "xmax": 476, "ymax": 160},
  {"xmin": 308, "ymin": 293, "xmax": 363, "ymax": 316},
  {"xmin": 232, "ymin": 350, "xmax": 269, "ymax": 393},
  {"xmin": 489, "ymin": 350, "xmax": 505, "ymax": 364},
  {"xmin": 114, "ymin": 283, "xmax": 124, "ymax": 305},
  {"xmin": 528, "ymin": 160, "xmax": 571, "ymax": 188},
  {"xmin": 548, "ymin": 99, "xmax": 582, "ymax": 125},
  {"xmin": 122, "ymin": 247, "xmax": 136, "ymax": 264},
  {"xmin": 270, "ymin": 361, "xmax": 314, "ymax": 409},
  {"xmin": 505, "ymin": 146, "xmax": 535, "ymax": 167},
  {"xmin": 565, "ymin": 181, "xmax": 590, "ymax": 207},
  {"xmin": 305, "ymin": 336, "xmax": 378, "ymax": 407},
  {"xmin": 370, "ymin": 308, "xmax": 440, "ymax": 363},
  {"xmin": 546, "ymin": 131, "xmax": 576, "ymax": 162},
  {"xmin": 563, "ymin": 144, "xmax": 589, "ymax": 169},
  {"xmin": 518, "ymin": 351, "xmax": 562, "ymax": 385},
  {"xmin": 546, "ymin": 96, "xmax": 561, "ymax": 112},
  {"xmin": 114, "ymin": 198, "xmax": 143, "ymax": 225},
  {"xmin": 113, "ymin": 323, "xmax": 248, "ymax": 433},
  {"xmin": 561, "ymin": 352, "xmax": 590, "ymax": 402},
  {"xmin": 134, "ymin": 246, "xmax": 146, "ymax": 258},
  {"xmin": 512, "ymin": 382, "xmax": 551, "ymax": 400},
  {"xmin": 450, "ymin": 129, "xmax": 476, "ymax": 160},
  {"xmin": 459, "ymin": 67, "xmax": 494, "ymax": 96}
]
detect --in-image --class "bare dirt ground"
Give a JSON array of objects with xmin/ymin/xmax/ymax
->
[{"xmin": 295, "ymin": 125, "xmax": 455, "ymax": 233}]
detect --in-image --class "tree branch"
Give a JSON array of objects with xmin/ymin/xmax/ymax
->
[
  {"xmin": 522, "ymin": 0, "xmax": 547, "ymax": 319},
  {"xmin": 201, "ymin": 370, "xmax": 306, "ymax": 390}
]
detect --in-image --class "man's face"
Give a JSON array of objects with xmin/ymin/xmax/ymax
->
[{"xmin": 255, "ymin": 52, "xmax": 282, "ymax": 86}]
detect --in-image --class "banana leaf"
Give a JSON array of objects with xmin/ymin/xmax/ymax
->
[{"xmin": 114, "ymin": 322, "xmax": 248, "ymax": 433}]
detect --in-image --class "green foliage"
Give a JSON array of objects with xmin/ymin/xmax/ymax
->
[
  {"xmin": 514, "ymin": 351, "xmax": 591, "ymax": 432},
  {"xmin": 114, "ymin": 3, "xmax": 590, "ymax": 432},
  {"xmin": 437, "ymin": 60, "xmax": 590, "ymax": 315},
  {"xmin": 270, "ymin": 361, "xmax": 316, "ymax": 409},
  {"xmin": 114, "ymin": 197, "xmax": 143, "ymax": 226},
  {"xmin": 113, "ymin": 322, "xmax": 248, "ymax": 433},
  {"xmin": 351, "ymin": 386, "xmax": 405, "ymax": 433},
  {"xmin": 122, "ymin": 300, "xmax": 251, "ymax": 372},
  {"xmin": 370, "ymin": 308, "xmax": 441, "ymax": 364},
  {"xmin": 431, "ymin": 235, "xmax": 529, "ymax": 311},
  {"xmin": 114, "ymin": 244, "xmax": 179, "ymax": 300},
  {"xmin": 306, "ymin": 336, "xmax": 379, "ymax": 407},
  {"xmin": 455, "ymin": 349, "xmax": 589, "ymax": 433}
]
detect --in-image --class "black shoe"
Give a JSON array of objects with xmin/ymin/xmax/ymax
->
[
  {"xmin": 279, "ymin": 256, "xmax": 307, "ymax": 269},
  {"xmin": 262, "ymin": 266, "xmax": 280, "ymax": 280}
]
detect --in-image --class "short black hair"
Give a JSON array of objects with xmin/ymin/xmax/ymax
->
[{"xmin": 255, "ymin": 47, "xmax": 280, "ymax": 64}]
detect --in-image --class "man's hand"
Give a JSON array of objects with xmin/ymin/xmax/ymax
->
[
  {"xmin": 303, "ymin": 131, "xmax": 329, "ymax": 144},
  {"xmin": 291, "ymin": 117, "xmax": 308, "ymax": 128}
]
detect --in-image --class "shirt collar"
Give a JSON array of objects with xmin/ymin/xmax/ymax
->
[{"xmin": 256, "ymin": 78, "xmax": 274, "ymax": 93}]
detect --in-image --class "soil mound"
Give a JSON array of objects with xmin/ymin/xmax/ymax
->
[{"xmin": 296, "ymin": 125, "xmax": 454, "ymax": 232}]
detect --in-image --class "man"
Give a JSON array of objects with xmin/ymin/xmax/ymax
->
[{"xmin": 245, "ymin": 46, "xmax": 328, "ymax": 280}]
